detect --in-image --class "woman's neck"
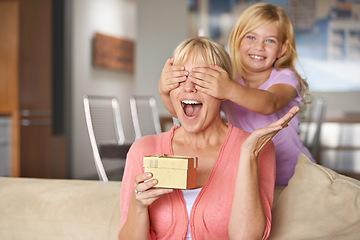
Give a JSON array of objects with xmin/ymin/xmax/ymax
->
[
  {"xmin": 172, "ymin": 117, "xmax": 228, "ymax": 187},
  {"xmin": 172, "ymin": 118, "xmax": 228, "ymax": 154}
]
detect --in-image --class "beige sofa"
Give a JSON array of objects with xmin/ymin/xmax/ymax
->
[
  {"xmin": 0, "ymin": 177, "xmax": 121, "ymax": 240},
  {"xmin": 1, "ymin": 154, "xmax": 359, "ymax": 240}
]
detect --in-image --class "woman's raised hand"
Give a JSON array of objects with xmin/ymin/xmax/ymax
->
[
  {"xmin": 241, "ymin": 106, "xmax": 300, "ymax": 157},
  {"xmin": 133, "ymin": 172, "xmax": 173, "ymax": 208}
]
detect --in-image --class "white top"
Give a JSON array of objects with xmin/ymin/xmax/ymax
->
[{"xmin": 181, "ymin": 188, "xmax": 202, "ymax": 240}]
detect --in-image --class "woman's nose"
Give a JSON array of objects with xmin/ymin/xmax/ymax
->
[{"xmin": 183, "ymin": 77, "xmax": 197, "ymax": 93}]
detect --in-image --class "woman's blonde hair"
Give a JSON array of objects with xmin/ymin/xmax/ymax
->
[
  {"xmin": 228, "ymin": 2, "xmax": 309, "ymax": 102},
  {"xmin": 173, "ymin": 36, "xmax": 233, "ymax": 78}
]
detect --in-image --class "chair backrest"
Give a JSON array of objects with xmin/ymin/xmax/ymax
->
[
  {"xmin": 172, "ymin": 117, "xmax": 181, "ymax": 127},
  {"xmin": 130, "ymin": 95, "xmax": 162, "ymax": 140},
  {"xmin": 83, "ymin": 95, "xmax": 126, "ymax": 181},
  {"xmin": 300, "ymin": 95, "xmax": 326, "ymax": 162}
]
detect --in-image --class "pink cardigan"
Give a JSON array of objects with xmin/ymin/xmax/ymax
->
[{"xmin": 120, "ymin": 124, "xmax": 275, "ymax": 239}]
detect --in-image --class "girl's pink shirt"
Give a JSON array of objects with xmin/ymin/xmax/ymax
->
[
  {"xmin": 222, "ymin": 68, "xmax": 314, "ymax": 186},
  {"xmin": 119, "ymin": 124, "xmax": 275, "ymax": 239}
]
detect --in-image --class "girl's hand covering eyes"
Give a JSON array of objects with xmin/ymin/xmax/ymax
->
[
  {"xmin": 188, "ymin": 64, "xmax": 234, "ymax": 100},
  {"xmin": 159, "ymin": 58, "xmax": 189, "ymax": 95}
]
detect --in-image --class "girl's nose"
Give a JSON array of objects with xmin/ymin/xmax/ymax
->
[
  {"xmin": 254, "ymin": 41, "xmax": 265, "ymax": 51},
  {"xmin": 183, "ymin": 77, "xmax": 197, "ymax": 93}
]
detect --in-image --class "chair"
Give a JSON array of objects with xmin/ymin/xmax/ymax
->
[
  {"xmin": 130, "ymin": 95, "xmax": 162, "ymax": 139},
  {"xmin": 172, "ymin": 117, "xmax": 181, "ymax": 127},
  {"xmin": 299, "ymin": 95, "xmax": 326, "ymax": 163},
  {"xmin": 83, "ymin": 95, "xmax": 130, "ymax": 181}
]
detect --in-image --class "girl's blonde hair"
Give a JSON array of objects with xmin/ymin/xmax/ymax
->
[
  {"xmin": 173, "ymin": 36, "xmax": 233, "ymax": 78},
  {"xmin": 228, "ymin": 2, "xmax": 309, "ymax": 102}
]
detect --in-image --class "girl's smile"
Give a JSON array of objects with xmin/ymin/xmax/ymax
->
[
  {"xmin": 240, "ymin": 21, "xmax": 286, "ymax": 75},
  {"xmin": 249, "ymin": 54, "xmax": 265, "ymax": 60}
]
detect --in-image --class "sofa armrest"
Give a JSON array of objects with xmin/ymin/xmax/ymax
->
[
  {"xmin": 0, "ymin": 177, "xmax": 121, "ymax": 240},
  {"xmin": 269, "ymin": 154, "xmax": 360, "ymax": 240}
]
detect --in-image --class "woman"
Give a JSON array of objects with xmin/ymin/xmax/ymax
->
[{"xmin": 118, "ymin": 36, "xmax": 298, "ymax": 240}]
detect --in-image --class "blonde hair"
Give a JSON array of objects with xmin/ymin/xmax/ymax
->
[
  {"xmin": 228, "ymin": 2, "xmax": 309, "ymax": 103},
  {"xmin": 173, "ymin": 36, "xmax": 233, "ymax": 78}
]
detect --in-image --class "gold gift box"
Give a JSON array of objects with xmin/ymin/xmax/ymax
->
[{"xmin": 143, "ymin": 154, "xmax": 198, "ymax": 189}]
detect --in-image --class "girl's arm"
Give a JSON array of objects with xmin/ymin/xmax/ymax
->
[
  {"xmin": 227, "ymin": 83, "xmax": 297, "ymax": 115},
  {"xmin": 158, "ymin": 58, "xmax": 188, "ymax": 117},
  {"xmin": 228, "ymin": 106, "xmax": 299, "ymax": 240},
  {"xmin": 190, "ymin": 65, "xmax": 297, "ymax": 115},
  {"xmin": 118, "ymin": 172, "xmax": 173, "ymax": 240}
]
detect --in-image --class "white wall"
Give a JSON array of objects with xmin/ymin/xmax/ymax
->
[
  {"xmin": 135, "ymin": 0, "xmax": 188, "ymax": 116},
  {"xmin": 69, "ymin": 0, "xmax": 187, "ymax": 179},
  {"xmin": 312, "ymin": 92, "xmax": 360, "ymax": 118},
  {"xmin": 70, "ymin": 0, "xmax": 136, "ymax": 178}
]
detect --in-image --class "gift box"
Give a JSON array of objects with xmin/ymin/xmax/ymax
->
[{"xmin": 143, "ymin": 154, "xmax": 198, "ymax": 189}]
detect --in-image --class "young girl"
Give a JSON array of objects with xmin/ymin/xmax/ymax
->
[{"xmin": 159, "ymin": 2, "xmax": 314, "ymax": 186}]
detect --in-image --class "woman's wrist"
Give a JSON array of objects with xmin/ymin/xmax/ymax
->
[{"xmin": 240, "ymin": 146, "xmax": 259, "ymax": 162}]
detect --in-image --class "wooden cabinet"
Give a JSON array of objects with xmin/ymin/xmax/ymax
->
[
  {"xmin": 0, "ymin": 0, "xmax": 66, "ymax": 178},
  {"xmin": 0, "ymin": 0, "xmax": 20, "ymax": 176}
]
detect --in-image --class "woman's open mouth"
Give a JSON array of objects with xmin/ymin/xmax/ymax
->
[{"xmin": 181, "ymin": 100, "xmax": 202, "ymax": 117}]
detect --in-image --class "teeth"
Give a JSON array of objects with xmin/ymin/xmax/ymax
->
[
  {"xmin": 182, "ymin": 100, "xmax": 200, "ymax": 105},
  {"xmin": 251, "ymin": 55, "xmax": 265, "ymax": 60}
]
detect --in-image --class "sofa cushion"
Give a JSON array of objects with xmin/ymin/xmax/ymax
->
[
  {"xmin": 0, "ymin": 177, "xmax": 121, "ymax": 240},
  {"xmin": 269, "ymin": 153, "xmax": 360, "ymax": 240}
]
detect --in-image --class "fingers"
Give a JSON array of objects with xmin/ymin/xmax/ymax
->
[
  {"xmin": 188, "ymin": 67, "xmax": 221, "ymax": 97},
  {"xmin": 241, "ymin": 106, "xmax": 300, "ymax": 156},
  {"xmin": 159, "ymin": 80, "xmax": 181, "ymax": 94},
  {"xmin": 164, "ymin": 58, "xmax": 188, "ymax": 77},
  {"xmin": 267, "ymin": 106, "xmax": 299, "ymax": 129},
  {"xmin": 279, "ymin": 106, "xmax": 300, "ymax": 128},
  {"xmin": 133, "ymin": 172, "xmax": 173, "ymax": 206},
  {"xmin": 164, "ymin": 58, "xmax": 174, "ymax": 67},
  {"xmin": 159, "ymin": 59, "xmax": 188, "ymax": 94},
  {"xmin": 191, "ymin": 66, "xmax": 219, "ymax": 80},
  {"xmin": 189, "ymin": 65, "xmax": 232, "ymax": 99},
  {"xmin": 289, "ymin": 105, "xmax": 300, "ymax": 114},
  {"xmin": 192, "ymin": 65, "xmax": 227, "ymax": 74},
  {"xmin": 163, "ymin": 66, "xmax": 187, "ymax": 79},
  {"xmin": 134, "ymin": 172, "xmax": 156, "ymax": 193},
  {"xmin": 242, "ymin": 125, "xmax": 280, "ymax": 156},
  {"xmin": 190, "ymin": 65, "xmax": 228, "ymax": 84},
  {"xmin": 263, "ymin": 106, "xmax": 299, "ymax": 136},
  {"xmin": 209, "ymin": 64, "xmax": 229, "ymax": 74}
]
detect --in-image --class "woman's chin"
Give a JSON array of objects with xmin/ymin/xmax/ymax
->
[{"xmin": 181, "ymin": 124, "xmax": 202, "ymax": 134}]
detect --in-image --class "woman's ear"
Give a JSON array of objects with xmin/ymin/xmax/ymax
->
[{"xmin": 277, "ymin": 42, "xmax": 287, "ymax": 58}]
